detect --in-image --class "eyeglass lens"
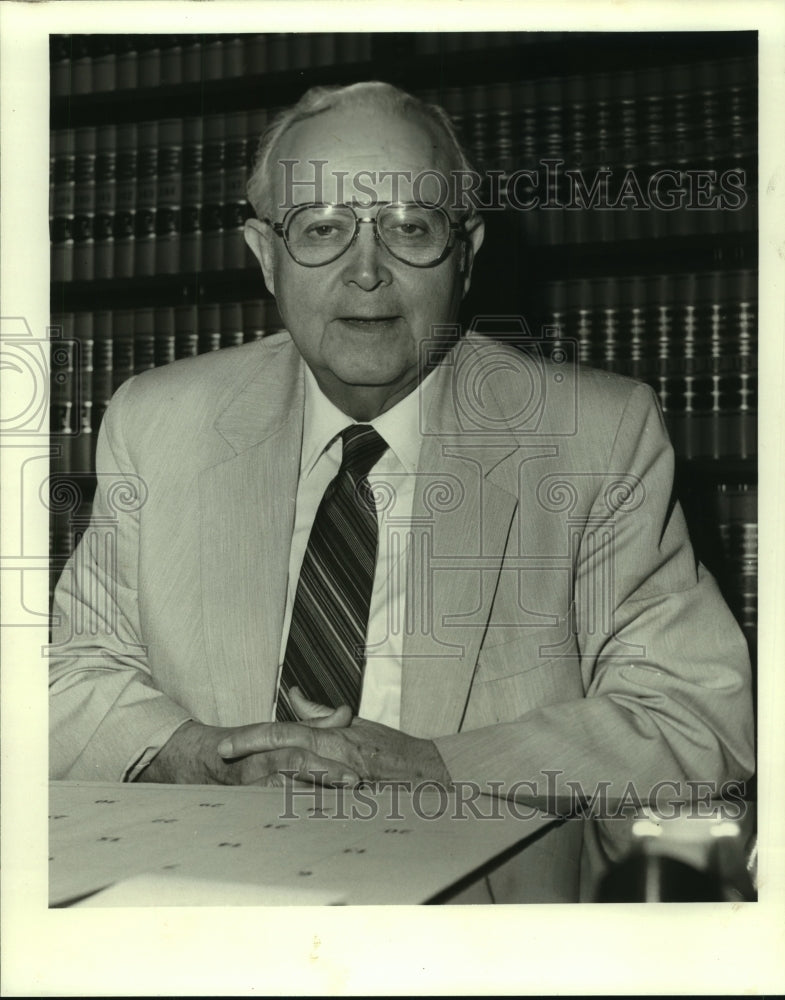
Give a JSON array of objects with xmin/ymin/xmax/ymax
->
[{"xmin": 284, "ymin": 204, "xmax": 452, "ymax": 265}]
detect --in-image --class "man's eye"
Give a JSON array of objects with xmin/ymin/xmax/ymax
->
[
  {"xmin": 304, "ymin": 223, "xmax": 340, "ymax": 239},
  {"xmin": 390, "ymin": 222, "xmax": 427, "ymax": 238}
]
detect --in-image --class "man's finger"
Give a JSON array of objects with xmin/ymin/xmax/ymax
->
[
  {"xmin": 240, "ymin": 748, "xmax": 360, "ymax": 787},
  {"xmin": 217, "ymin": 721, "xmax": 318, "ymax": 759},
  {"xmin": 289, "ymin": 686, "xmax": 353, "ymax": 728}
]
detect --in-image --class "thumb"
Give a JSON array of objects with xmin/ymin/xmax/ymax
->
[{"xmin": 288, "ymin": 686, "xmax": 353, "ymax": 728}]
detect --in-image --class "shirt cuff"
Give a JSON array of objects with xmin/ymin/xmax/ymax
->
[{"xmin": 123, "ymin": 717, "xmax": 194, "ymax": 782}]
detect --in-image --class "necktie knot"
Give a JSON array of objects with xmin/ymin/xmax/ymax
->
[{"xmin": 340, "ymin": 424, "xmax": 388, "ymax": 479}]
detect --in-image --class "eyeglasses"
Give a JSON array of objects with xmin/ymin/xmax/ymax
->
[{"xmin": 264, "ymin": 202, "xmax": 467, "ymax": 268}]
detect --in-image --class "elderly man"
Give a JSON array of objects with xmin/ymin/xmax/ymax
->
[{"xmin": 49, "ymin": 82, "xmax": 754, "ymax": 805}]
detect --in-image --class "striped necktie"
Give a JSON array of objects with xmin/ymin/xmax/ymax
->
[{"xmin": 276, "ymin": 424, "xmax": 389, "ymax": 721}]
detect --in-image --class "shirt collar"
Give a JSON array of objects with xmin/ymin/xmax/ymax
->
[{"xmin": 300, "ymin": 364, "xmax": 432, "ymax": 477}]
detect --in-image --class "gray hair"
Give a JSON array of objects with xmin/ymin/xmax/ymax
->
[{"xmin": 246, "ymin": 80, "xmax": 477, "ymax": 221}]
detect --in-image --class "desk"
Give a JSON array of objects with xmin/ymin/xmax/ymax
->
[
  {"xmin": 49, "ymin": 782, "xmax": 756, "ymax": 906},
  {"xmin": 49, "ymin": 781, "xmax": 559, "ymax": 906}
]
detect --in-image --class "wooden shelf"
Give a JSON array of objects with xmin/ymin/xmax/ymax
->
[{"xmin": 675, "ymin": 457, "xmax": 757, "ymax": 484}]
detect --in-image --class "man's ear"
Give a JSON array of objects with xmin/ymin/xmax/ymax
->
[
  {"xmin": 460, "ymin": 214, "xmax": 485, "ymax": 296},
  {"xmin": 244, "ymin": 218, "xmax": 276, "ymax": 296}
]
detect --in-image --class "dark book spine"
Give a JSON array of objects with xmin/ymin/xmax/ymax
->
[
  {"xmin": 72, "ymin": 311, "xmax": 94, "ymax": 477},
  {"xmin": 198, "ymin": 303, "xmax": 221, "ymax": 354},
  {"xmin": 51, "ymin": 130, "xmax": 75, "ymax": 282},
  {"xmin": 134, "ymin": 308, "xmax": 156, "ymax": 374},
  {"xmin": 175, "ymin": 304, "xmax": 199, "ymax": 359},
  {"xmin": 583, "ymin": 72, "xmax": 614, "ymax": 243},
  {"xmin": 91, "ymin": 34, "xmax": 116, "ymax": 92},
  {"xmin": 181, "ymin": 116, "xmax": 204, "ymax": 273},
  {"xmin": 137, "ymin": 35, "xmax": 161, "ymax": 89},
  {"xmin": 705, "ymin": 270, "xmax": 726, "ymax": 460},
  {"xmin": 220, "ymin": 302, "xmax": 244, "ymax": 349},
  {"xmin": 112, "ymin": 309, "xmax": 135, "ymax": 392},
  {"xmin": 611, "ymin": 69, "xmax": 642, "ymax": 242},
  {"xmin": 648, "ymin": 274, "xmax": 678, "ymax": 441},
  {"xmin": 92, "ymin": 310, "xmax": 114, "ymax": 441},
  {"xmin": 562, "ymin": 74, "xmax": 590, "ymax": 244},
  {"xmin": 722, "ymin": 57, "xmax": 756, "ymax": 234},
  {"xmin": 336, "ymin": 31, "xmax": 364, "ymax": 66},
  {"xmin": 663, "ymin": 61, "xmax": 697, "ymax": 238},
  {"xmin": 201, "ymin": 115, "xmax": 226, "ymax": 271},
  {"xmin": 715, "ymin": 482, "xmax": 757, "ymax": 643},
  {"xmin": 290, "ymin": 33, "xmax": 314, "ymax": 69},
  {"xmin": 566, "ymin": 278, "xmax": 595, "ymax": 367},
  {"xmin": 203, "ymin": 34, "xmax": 224, "ymax": 81},
  {"xmin": 733, "ymin": 270, "xmax": 757, "ymax": 459},
  {"xmin": 154, "ymin": 306, "xmax": 176, "ymax": 368},
  {"xmin": 223, "ymin": 111, "xmax": 248, "ymax": 269},
  {"xmin": 160, "ymin": 35, "xmax": 183, "ymax": 87},
  {"xmin": 247, "ymin": 109, "xmax": 268, "ymax": 184},
  {"xmin": 155, "ymin": 118, "xmax": 183, "ymax": 275},
  {"xmin": 94, "ymin": 124, "xmax": 117, "ymax": 280},
  {"xmin": 637, "ymin": 65, "xmax": 668, "ymax": 240},
  {"xmin": 538, "ymin": 77, "xmax": 566, "ymax": 246},
  {"xmin": 71, "ymin": 34, "xmax": 92, "ymax": 96},
  {"xmin": 50, "ymin": 315, "xmax": 75, "ymax": 477},
  {"xmin": 50, "ymin": 318, "xmax": 76, "ymax": 566},
  {"xmin": 693, "ymin": 59, "xmax": 723, "ymax": 237},
  {"xmin": 466, "ymin": 84, "xmax": 490, "ymax": 176},
  {"xmin": 115, "ymin": 35, "xmax": 139, "ymax": 90},
  {"xmin": 242, "ymin": 299, "xmax": 266, "ymax": 341},
  {"xmin": 50, "ymin": 34, "xmax": 72, "ymax": 97},
  {"xmin": 599, "ymin": 278, "xmax": 621, "ymax": 373},
  {"xmin": 181, "ymin": 35, "xmax": 203, "ymax": 84},
  {"xmin": 223, "ymin": 34, "xmax": 245, "ymax": 77},
  {"xmin": 72, "ymin": 126, "xmax": 97, "ymax": 281},
  {"xmin": 134, "ymin": 121, "xmax": 159, "ymax": 277},
  {"xmin": 268, "ymin": 34, "xmax": 288, "ymax": 72},
  {"xmin": 49, "ymin": 130, "xmax": 55, "ymax": 245},
  {"xmin": 244, "ymin": 35, "xmax": 267, "ymax": 74},
  {"xmin": 113, "ymin": 123, "xmax": 138, "ymax": 279},
  {"xmin": 626, "ymin": 275, "xmax": 648, "ymax": 381}
]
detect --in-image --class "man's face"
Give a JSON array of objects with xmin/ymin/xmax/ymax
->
[{"xmin": 245, "ymin": 102, "xmax": 484, "ymax": 417}]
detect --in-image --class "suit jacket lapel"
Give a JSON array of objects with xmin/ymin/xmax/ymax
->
[
  {"xmin": 199, "ymin": 341, "xmax": 304, "ymax": 725},
  {"xmin": 401, "ymin": 337, "xmax": 522, "ymax": 737}
]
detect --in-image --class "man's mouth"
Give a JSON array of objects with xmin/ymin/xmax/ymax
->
[{"xmin": 337, "ymin": 315, "xmax": 400, "ymax": 328}]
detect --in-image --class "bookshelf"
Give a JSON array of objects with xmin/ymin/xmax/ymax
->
[{"xmin": 49, "ymin": 30, "xmax": 758, "ymax": 663}]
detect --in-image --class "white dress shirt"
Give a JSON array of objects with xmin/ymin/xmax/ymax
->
[{"xmin": 275, "ymin": 366, "xmax": 432, "ymax": 728}]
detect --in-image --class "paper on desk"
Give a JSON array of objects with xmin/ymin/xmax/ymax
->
[{"xmin": 50, "ymin": 781, "xmax": 555, "ymax": 906}]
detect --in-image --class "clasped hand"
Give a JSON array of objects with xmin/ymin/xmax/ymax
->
[{"xmin": 144, "ymin": 687, "xmax": 450, "ymax": 787}]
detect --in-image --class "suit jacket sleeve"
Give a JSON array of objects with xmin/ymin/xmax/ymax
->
[
  {"xmin": 49, "ymin": 377, "xmax": 193, "ymax": 781},
  {"xmin": 433, "ymin": 382, "xmax": 755, "ymax": 801}
]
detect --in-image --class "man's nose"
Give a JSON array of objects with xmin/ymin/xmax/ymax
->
[{"xmin": 340, "ymin": 220, "xmax": 392, "ymax": 290}]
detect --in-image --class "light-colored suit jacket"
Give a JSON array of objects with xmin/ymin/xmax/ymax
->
[{"xmin": 50, "ymin": 332, "xmax": 754, "ymax": 799}]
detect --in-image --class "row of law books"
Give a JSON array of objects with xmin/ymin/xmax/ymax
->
[
  {"xmin": 50, "ymin": 33, "xmax": 375, "ymax": 96},
  {"xmin": 428, "ymin": 56, "xmax": 755, "ymax": 163},
  {"xmin": 49, "ymin": 56, "xmax": 756, "ymax": 285},
  {"xmin": 712, "ymin": 483, "xmax": 757, "ymax": 642},
  {"xmin": 49, "ymin": 300, "xmax": 284, "ymax": 483},
  {"xmin": 49, "ymin": 297, "xmax": 281, "ymax": 578},
  {"xmin": 420, "ymin": 59, "xmax": 756, "ymax": 243},
  {"xmin": 538, "ymin": 268, "xmax": 756, "ymax": 461},
  {"xmin": 50, "ymin": 111, "xmax": 276, "ymax": 281}
]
